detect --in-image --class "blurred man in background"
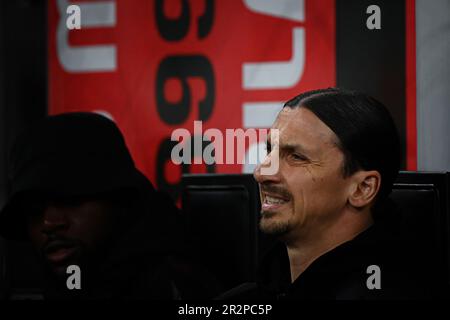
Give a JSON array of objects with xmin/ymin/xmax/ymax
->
[{"xmin": 0, "ymin": 112, "xmax": 219, "ymax": 299}]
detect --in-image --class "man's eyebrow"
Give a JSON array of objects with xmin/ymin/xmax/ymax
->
[
  {"xmin": 279, "ymin": 143, "xmax": 312, "ymax": 156},
  {"xmin": 266, "ymin": 140, "xmax": 312, "ymax": 156}
]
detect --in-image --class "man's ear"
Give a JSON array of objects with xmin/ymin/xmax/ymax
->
[{"xmin": 348, "ymin": 170, "xmax": 381, "ymax": 208}]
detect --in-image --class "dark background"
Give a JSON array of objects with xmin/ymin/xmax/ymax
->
[
  {"xmin": 0, "ymin": 0, "xmax": 47, "ymax": 297},
  {"xmin": 337, "ymin": 0, "xmax": 407, "ymax": 168}
]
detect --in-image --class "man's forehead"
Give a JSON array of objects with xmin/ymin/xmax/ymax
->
[
  {"xmin": 269, "ymin": 107, "xmax": 339, "ymax": 148},
  {"xmin": 272, "ymin": 106, "xmax": 297, "ymax": 126}
]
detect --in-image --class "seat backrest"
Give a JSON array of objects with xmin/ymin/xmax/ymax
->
[
  {"xmin": 182, "ymin": 174, "xmax": 261, "ymax": 291},
  {"xmin": 390, "ymin": 187, "xmax": 442, "ymax": 272},
  {"xmin": 0, "ymin": 237, "xmax": 6, "ymax": 299},
  {"xmin": 392, "ymin": 171, "xmax": 450, "ymax": 292}
]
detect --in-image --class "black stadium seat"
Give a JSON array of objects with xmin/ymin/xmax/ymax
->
[
  {"xmin": 0, "ymin": 237, "xmax": 6, "ymax": 299},
  {"xmin": 181, "ymin": 174, "xmax": 262, "ymax": 292},
  {"xmin": 393, "ymin": 171, "xmax": 450, "ymax": 294}
]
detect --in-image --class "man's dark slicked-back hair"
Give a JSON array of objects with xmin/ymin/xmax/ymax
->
[{"xmin": 283, "ymin": 87, "xmax": 401, "ymax": 202}]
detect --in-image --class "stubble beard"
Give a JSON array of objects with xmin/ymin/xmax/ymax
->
[{"xmin": 259, "ymin": 211, "xmax": 291, "ymax": 236}]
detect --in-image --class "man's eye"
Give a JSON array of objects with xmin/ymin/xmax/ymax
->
[{"xmin": 291, "ymin": 153, "xmax": 306, "ymax": 161}]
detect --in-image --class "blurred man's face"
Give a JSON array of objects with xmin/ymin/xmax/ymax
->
[
  {"xmin": 254, "ymin": 107, "xmax": 353, "ymax": 242},
  {"xmin": 26, "ymin": 197, "xmax": 118, "ymax": 277}
]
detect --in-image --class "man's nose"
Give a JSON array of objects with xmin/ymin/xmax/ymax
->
[
  {"xmin": 41, "ymin": 205, "xmax": 69, "ymax": 235},
  {"xmin": 254, "ymin": 151, "xmax": 281, "ymax": 184}
]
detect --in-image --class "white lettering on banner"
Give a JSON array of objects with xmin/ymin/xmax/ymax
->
[
  {"xmin": 242, "ymin": 27, "xmax": 305, "ymax": 90},
  {"xmin": 242, "ymin": 0, "xmax": 306, "ymax": 173},
  {"xmin": 244, "ymin": 0, "xmax": 305, "ymax": 22},
  {"xmin": 243, "ymin": 102, "xmax": 284, "ymax": 130},
  {"xmin": 66, "ymin": 5, "xmax": 81, "ymax": 30},
  {"xmin": 57, "ymin": 0, "xmax": 117, "ymax": 72}
]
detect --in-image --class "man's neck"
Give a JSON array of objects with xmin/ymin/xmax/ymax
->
[{"xmin": 285, "ymin": 209, "xmax": 373, "ymax": 283}]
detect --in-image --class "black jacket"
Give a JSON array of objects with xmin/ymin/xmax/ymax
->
[
  {"xmin": 256, "ymin": 224, "xmax": 431, "ymax": 300},
  {"xmin": 222, "ymin": 217, "xmax": 440, "ymax": 300},
  {"xmin": 42, "ymin": 191, "xmax": 220, "ymax": 300}
]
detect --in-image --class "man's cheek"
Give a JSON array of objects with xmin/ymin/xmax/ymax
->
[{"xmin": 28, "ymin": 231, "xmax": 43, "ymax": 250}]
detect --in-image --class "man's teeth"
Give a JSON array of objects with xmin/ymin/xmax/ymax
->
[{"xmin": 265, "ymin": 195, "xmax": 287, "ymax": 204}]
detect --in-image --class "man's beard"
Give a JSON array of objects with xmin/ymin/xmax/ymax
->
[
  {"xmin": 41, "ymin": 248, "xmax": 86, "ymax": 281},
  {"xmin": 258, "ymin": 182, "xmax": 293, "ymax": 237},
  {"xmin": 259, "ymin": 211, "xmax": 290, "ymax": 236}
]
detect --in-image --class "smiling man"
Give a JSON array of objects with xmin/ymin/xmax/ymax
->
[{"xmin": 251, "ymin": 88, "xmax": 430, "ymax": 299}]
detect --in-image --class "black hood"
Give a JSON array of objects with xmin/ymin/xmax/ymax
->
[{"xmin": 0, "ymin": 112, "xmax": 155, "ymax": 240}]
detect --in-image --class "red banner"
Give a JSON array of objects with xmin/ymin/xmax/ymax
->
[{"xmin": 48, "ymin": 0, "xmax": 335, "ymax": 199}]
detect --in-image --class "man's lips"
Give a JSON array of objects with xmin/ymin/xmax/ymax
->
[
  {"xmin": 44, "ymin": 241, "xmax": 79, "ymax": 264},
  {"xmin": 261, "ymin": 192, "xmax": 290, "ymax": 212}
]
